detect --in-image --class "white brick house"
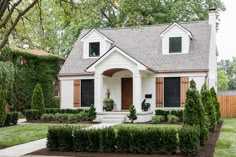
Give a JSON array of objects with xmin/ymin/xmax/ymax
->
[{"xmin": 59, "ymin": 10, "xmax": 218, "ymax": 122}]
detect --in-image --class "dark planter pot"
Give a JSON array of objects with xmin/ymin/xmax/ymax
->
[{"xmin": 104, "ymin": 102, "xmax": 114, "ymax": 111}]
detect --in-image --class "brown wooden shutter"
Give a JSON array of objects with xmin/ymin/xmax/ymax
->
[
  {"xmin": 156, "ymin": 78, "xmax": 164, "ymax": 108},
  {"xmin": 181, "ymin": 77, "xmax": 189, "ymax": 107},
  {"xmin": 74, "ymin": 80, "xmax": 80, "ymax": 108}
]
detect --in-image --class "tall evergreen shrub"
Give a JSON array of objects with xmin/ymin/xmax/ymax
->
[
  {"xmin": 0, "ymin": 88, "xmax": 6, "ymax": 126},
  {"xmin": 31, "ymin": 83, "xmax": 45, "ymax": 115},
  {"xmin": 210, "ymin": 87, "xmax": 221, "ymax": 122},
  {"xmin": 201, "ymin": 84, "xmax": 217, "ymax": 131},
  {"xmin": 184, "ymin": 80, "xmax": 208, "ymax": 145}
]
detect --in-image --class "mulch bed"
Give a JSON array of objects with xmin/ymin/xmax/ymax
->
[
  {"xmin": 25, "ymin": 120, "xmax": 100, "ymax": 124},
  {"xmin": 28, "ymin": 122, "xmax": 223, "ymax": 157}
]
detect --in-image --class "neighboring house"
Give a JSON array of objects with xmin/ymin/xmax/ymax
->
[
  {"xmin": 4, "ymin": 48, "xmax": 65, "ymax": 112},
  {"xmin": 59, "ymin": 9, "xmax": 218, "ymax": 122}
]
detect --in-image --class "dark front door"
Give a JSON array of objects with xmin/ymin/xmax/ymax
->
[
  {"xmin": 122, "ymin": 78, "xmax": 133, "ymax": 109},
  {"xmin": 81, "ymin": 79, "xmax": 94, "ymax": 107},
  {"xmin": 164, "ymin": 77, "xmax": 180, "ymax": 107}
]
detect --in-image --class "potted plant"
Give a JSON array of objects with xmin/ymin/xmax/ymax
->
[{"xmin": 103, "ymin": 89, "xmax": 114, "ymax": 111}]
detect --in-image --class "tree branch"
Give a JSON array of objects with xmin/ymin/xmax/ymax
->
[
  {"xmin": 0, "ymin": 0, "xmax": 10, "ymax": 20},
  {"xmin": 0, "ymin": 0, "xmax": 23, "ymax": 28},
  {"xmin": 0, "ymin": 0, "xmax": 39, "ymax": 50}
]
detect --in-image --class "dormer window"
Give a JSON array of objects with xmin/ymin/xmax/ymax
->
[
  {"xmin": 169, "ymin": 37, "xmax": 182, "ymax": 53},
  {"xmin": 89, "ymin": 42, "xmax": 100, "ymax": 57}
]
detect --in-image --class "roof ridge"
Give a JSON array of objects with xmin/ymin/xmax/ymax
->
[{"xmin": 81, "ymin": 20, "xmax": 208, "ymax": 32}]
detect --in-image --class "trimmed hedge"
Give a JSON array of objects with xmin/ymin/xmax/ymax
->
[
  {"xmin": 179, "ymin": 125, "xmax": 200, "ymax": 156},
  {"xmin": 155, "ymin": 109, "xmax": 184, "ymax": 122},
  {"xmin": 47, "ymin": 125, "xmax": 178, "ymax": 154},
  {"xmin": 4, "ymin": 112, "xmax": 18, "ymax": 126},
  {"xmin": 25, "ymin": 109, "xmax": 40, "ymax": 121},
  {"xmin": 41, "ymin": 112, "xmax": 88, "ymax": 122},
  {"xmin": 45, "ymin": 108, "xmax": 85, "ymax": 114},
  {"xmin": 151, "ymin": 115, "xmax": 165, "ymax": 124}
]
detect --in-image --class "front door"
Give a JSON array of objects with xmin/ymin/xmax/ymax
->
[{"xmin": 122, "ymin": 78, "xmax": 133, "ymax": 109}]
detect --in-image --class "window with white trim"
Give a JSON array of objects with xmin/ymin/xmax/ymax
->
[
  {"xmin": 169, "ymin": 37, "xmax": 182, "ymax": 53},
  {"xmin": 89, "ymin": 42, "xmax": 100, "ymax": 57}
]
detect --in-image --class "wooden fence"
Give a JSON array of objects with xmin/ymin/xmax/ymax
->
[{"xmin": 217, "ymin": 90, "xmax": 236, "ymax": 118}]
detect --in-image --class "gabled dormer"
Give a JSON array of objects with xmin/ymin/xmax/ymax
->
[
  {"xmin": 81, "ymin": 29, "xmax": 113, "ymax": 59},
  {"xmin": 160, "ymin": 23, "xmax": 193, "ymax": 55}
]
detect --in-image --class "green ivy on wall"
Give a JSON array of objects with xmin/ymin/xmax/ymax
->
[
  {"xmin": 0, "ymin": 61, "xmax": 14, "ymax": 94},
  {"xmin": 0, "ymin": 48, "xmax": 62, "ymax": 111}
]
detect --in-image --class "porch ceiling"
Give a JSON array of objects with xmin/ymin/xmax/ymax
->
[{"xmin": 103, "ymin": 68, "xmax": 126, "ymax": 77}]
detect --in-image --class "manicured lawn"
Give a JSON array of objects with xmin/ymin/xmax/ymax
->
[
  {"xmin": 215, "ymin": 118, "xmax": 236, "ymax": 157},
  {"xmin": 0, "ymin": 124, "xmax": 87, "ymax": 147}
]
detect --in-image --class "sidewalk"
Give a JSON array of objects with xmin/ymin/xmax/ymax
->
[
  {"xmin": 0, "ymin": 123, "xmax": 117, "ymax": 157},
  {"xmin": 0, "ymin": 139, "xmax": 46, "ymax": 157}
]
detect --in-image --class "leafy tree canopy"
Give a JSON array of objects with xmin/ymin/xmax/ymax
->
[
  {"xmin": 4, "ymin": 0, "xmax": 225, "ymax": 56},
  {"xmin": 218, "ymin": 57, "xmax": 236, "ymax": 89}
]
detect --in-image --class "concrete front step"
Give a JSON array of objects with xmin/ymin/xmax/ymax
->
[{"xmin": 101, "ymin": 115, "xmax": 125, "ymax": 123}]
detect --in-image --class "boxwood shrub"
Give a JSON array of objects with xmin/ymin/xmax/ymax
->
[
  {"xmin": 47, "ymin": 126, "xmax": 60, "ymax": 150},
  {"xmin": 4, "ymin": 112, "xmax": 18, "ymax": 126},
  {"xmin": 47, "ymin": 125, "xmax": 179, "ymax": 154},
  {"xmin": 57, "ymin": 126, "xmax": 74, "ymax": 151},
  {"xmin": 41, "ymin": 112, "xmax": 88, "ymax": 122},
  {"xmin": 100, "ymin": 127, "xmax": 116, "ymax": 152},
  {"xmin": 25, "ymin": 109, "xmax": 40, "ymax": 121},
  {"xmin": 45, "ymin": 108, "xmax": 85, "ymax": 114},
  {"xmin": 151, "ymin": 115, "xmax": 165, "ymax": 124},
  {"xmin": 179, "ymin": 125, "xmax": 200, "ymax": 156},
  {"xmin": 155, "ymin": 109, "xmax": 184, "ymax": 122},
  {"xmin": 155, "ymin": 110, "xmax": 169, "ymax": 120}
]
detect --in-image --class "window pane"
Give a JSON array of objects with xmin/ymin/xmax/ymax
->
[
  {"xmin": 169, "ymin": 37, "xmax": 182, "ymax": 53},
  {"xmin": 89, "ymin": 42, "xmax": 100, "ymax": 57},
  {"xmin": 81, "ymin": 79, "xmax": 94, "ymax": 107},
  {"xmin": 164, "ymin": 77, "xmax": 180, "ymax": 107}
]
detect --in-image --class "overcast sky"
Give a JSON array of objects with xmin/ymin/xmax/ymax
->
[{"xmin": 216, "ymin": 0, "xmax": 236, "ymax": 60}]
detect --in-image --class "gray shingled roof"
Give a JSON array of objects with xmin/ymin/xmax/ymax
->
[{"xmin": 59, "ymin": 20, "xmax": 211, "ymax": 76}]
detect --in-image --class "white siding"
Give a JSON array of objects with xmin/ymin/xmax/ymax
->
[
  {"xmin": 82, "ymin": 31, "xmax": 111, "ymax": 58},
  {"xmin": 189, "ymin": 76, "xmax": 206, "ymax": 91},
  {"xmin": 208, "ymin": 11, "xmax": 217, "ymax": 90},
  {"xmin": 60, "ymin": 80, "xmax": 74, "ymax": 109},
  {"xmin": 142, "ymin": 77, "xmax": 156, "ymax": 111},
  {"xmin": 95, "ymin": 50, "xmax": 138, "ymax": 74},
  {"xmin": 162, "ymin": 25, "xmax": 190, "ymax": 54}
]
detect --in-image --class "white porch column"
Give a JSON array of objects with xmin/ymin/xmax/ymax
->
[
  {"xmin": 133, "ymin": 71, "xmax": 142, "ymax": 112},
  {"xmin": 95, "ymin": 73, "xmax": 103, "ymax": 112}
]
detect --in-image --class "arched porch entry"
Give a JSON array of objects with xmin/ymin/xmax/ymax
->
[
  {"xmin": 103, "ymin": 68, "xmax": 133, "ymax": 111},
  {"xmin": 94, "ymin": 67, "xmax": 142, "ymax": 113}
]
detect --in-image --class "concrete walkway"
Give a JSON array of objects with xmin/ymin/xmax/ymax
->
[
  {"xmin": 0, "ymin": 123, "xmax": 117, "ymax": 157},
  {"xmin": 0, "ymin": 139, "xmax": 46, "ymax": 157}
]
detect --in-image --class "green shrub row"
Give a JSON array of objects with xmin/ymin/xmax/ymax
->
[
  {"xmin": 25, "ymin": 109, "xmax": 40, "ymax": 121},
  {"xmin": 26, "ymin": 105, "xmax": 96, "ymax": 122},
  {"xmin": 41, "ymin": 112, "xmax": 88, "ymax": 121},
  {"xmin": 4, "ymin": 112, "xmax": 18, "ymax": 126},
  {"xmin": 151, "ymin": 115, "xmax": 165, "ymax": 124},
  {"xmin": 155, "ymin": 109, "xmax": 183, "ymax": 122},
  {"xmin": 47, "ymin": 125, "xmax": 182, "ymax": 154},
  {"xmin": 179, "ymin": 125, "xmax": 200, "ymax": 156},
  {"xmin": 42, "ymin": 105, "xmax": 96, "ymax": 122},
  {"xmin": 45, "ymin": 108, "xmax": 86, "ymax": 114}
]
